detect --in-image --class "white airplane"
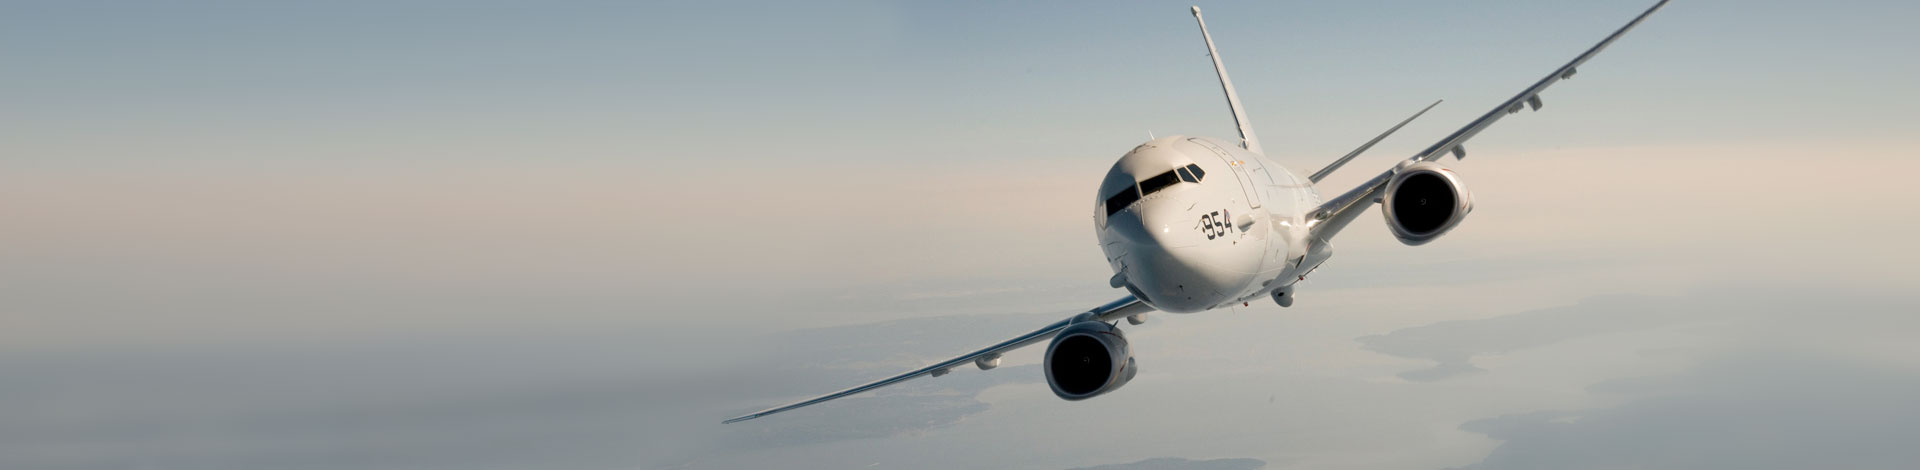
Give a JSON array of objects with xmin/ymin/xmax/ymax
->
[{"xmin": 725, "ymin": 1, "xmax": 1669, "ymax": 423}]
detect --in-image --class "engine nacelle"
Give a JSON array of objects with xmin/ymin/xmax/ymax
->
[
  {"xmin": 1043, "ymin": 317, "xmax": 1137, "ymax": 401},
  {"xmin": 1381, "ymin": 162, "xmax": 1474, "ymax": 245}
]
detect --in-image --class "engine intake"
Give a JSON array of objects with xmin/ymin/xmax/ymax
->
[
  {"xmin": 1043, "ymin": 317, "xmax": 1137, "ymax": 400},
  {"xmin": 1382, "ymin": 162, "xmax": 1473, "ymax": 245}
]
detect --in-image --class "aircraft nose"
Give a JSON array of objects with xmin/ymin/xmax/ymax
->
[
  {"xmin": 1105, "ymin": 196, "xmax": 1200, "ymax": 249},
  {"xmin": 1110, "ymin": 198, "xmax": 1246, "ymax": 312},
  {"xmin": 1134, "ymin": 198, "xmax": 1199, "ymax": 249}
]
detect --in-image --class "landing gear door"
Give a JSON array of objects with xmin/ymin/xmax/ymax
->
[{"xmin": 1187, "ymin": 138, "xmax": 1262, "ymax": 209}]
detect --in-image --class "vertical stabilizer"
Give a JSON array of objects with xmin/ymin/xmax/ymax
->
[{"xmin": 1191, "ymin": 6, "xmax": 1263, "ymax": 155}]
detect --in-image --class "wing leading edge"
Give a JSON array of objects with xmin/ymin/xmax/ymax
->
[
  {"xmin": 1309, "ymin": 0, "xmax": 1671, "ymax": 241},
  {"xmin": 722, "ymin": 296, "xmax": 1151, "ymax": 424}
]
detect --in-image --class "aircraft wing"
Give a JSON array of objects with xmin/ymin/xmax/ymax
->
[
  {"xmin": 1308, "ymin": 0, "xmax": 1670, "ymax": 240},
  {"xmin": 722, "ymin": 295, "xmax": 1152, "ymax": 424}
]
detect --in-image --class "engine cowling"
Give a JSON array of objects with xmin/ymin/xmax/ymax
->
[
  {"xmin": 1381, "ymin": 162, "xmax": 1474, "ymax": 245},
  {"xmin": 1043, "ymin": 317, "xmax": 1137, "ymax": 401}
]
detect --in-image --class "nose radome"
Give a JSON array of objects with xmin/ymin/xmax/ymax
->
[
  {"xmin": 1137, "ymin": 199, "xmax": 1198, "ymax": 249},
  {"xmin": 1123, "ymin": 199, "xmax": 1240, "ymax": 312}
]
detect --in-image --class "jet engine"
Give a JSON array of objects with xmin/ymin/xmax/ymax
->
[
  {"xmin": 1043, "ymin": 316, "xmax": 1137, "ymax": 400},
  {"xmin": 1381, "ymin": 162, "xmax": 1474, "ymax": 245}
]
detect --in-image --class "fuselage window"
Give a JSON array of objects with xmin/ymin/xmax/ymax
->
[
  {"xmin": 1185, "ymin": 163, "xmax": 1206, "ymax": 181},
  {"xmin": 1138, "ymin": 170, "xmax": 1182, "ymax": 197},
  {"xmin": 1104, "ymin": 186, "xmax": 1141, "ymax": 216},
  {"xmin": 1177, "ymin": 167, "xmax": 1197, "ymax": 183}
]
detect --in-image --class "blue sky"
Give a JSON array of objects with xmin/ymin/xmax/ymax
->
[{"xmin": 7, "ymin": 0, "xmax": 1916, "ymax": 170}]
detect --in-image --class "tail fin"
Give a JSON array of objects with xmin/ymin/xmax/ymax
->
[
  {"xmin": 1308, "ymin": 100, "xmax": 1442, "ymax": 183},
  {"xmin": 1191, "ymin": 6, "xmax": 1262, "ymax": 156}
]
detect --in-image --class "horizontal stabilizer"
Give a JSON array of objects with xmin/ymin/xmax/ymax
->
[{"xmin": 1308, "ymin": 100, "xmax": 1442, "ymax": 183}]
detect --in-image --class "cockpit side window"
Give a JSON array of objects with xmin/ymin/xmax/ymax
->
[
  {"xmin": 1138, "ymin": 170, "xmax": 1182, "ymax": 197},
  {"xmin": 1185, "ymin": 163, "xmax": 1206, "ymax": 181},
  {"xmin": 1177, "ymin": 167, "xmax": 1197, "ymax": 183},
  {"xmin": 1103, "ymin": 185, "xmax": 1141, "ymax": 216}
]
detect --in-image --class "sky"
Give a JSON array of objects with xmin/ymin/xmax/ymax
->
[{"xmin": 4, "ymin": 0, "xmax": 1920, "ymax": 469}]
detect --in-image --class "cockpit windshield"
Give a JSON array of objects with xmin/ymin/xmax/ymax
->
[
  {"xmin": 1103, "ymin": 164, "xmax": 1207, "ymax": 217},
  {"xmin": 1138, "ymin": 170, "xmax": 1181, "ymax": 196},
  {"xmin": 1103, "ymin": 186, "xmax": 1140, "ymax": 216}
]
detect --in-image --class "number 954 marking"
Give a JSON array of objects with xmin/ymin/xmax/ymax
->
[{"xmin": 1199, "ymin": 209, "xmax": 1231, "ymax": 240}]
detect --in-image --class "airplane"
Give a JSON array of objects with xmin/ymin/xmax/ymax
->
[{"xmin": 725, "ymin": 0, "xmax": 1670, "ymax": 423}]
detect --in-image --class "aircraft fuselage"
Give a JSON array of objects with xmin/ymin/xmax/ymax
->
[{"xmin": 1095, "ymin": 135, "xmax": 1329, "ymax": 313}]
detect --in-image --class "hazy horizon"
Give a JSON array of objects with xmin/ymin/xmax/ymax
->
[{"xmin": 5, "ymin": 1, "xmax": 1919, "ymax": 468}]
